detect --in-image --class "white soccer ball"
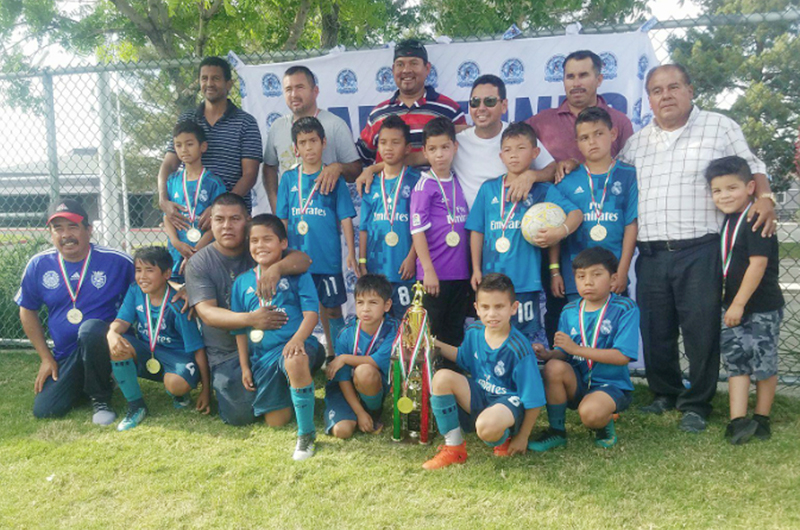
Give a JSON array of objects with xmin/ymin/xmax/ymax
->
[{"xmin": 520, "ymin": 202, "xmax": 567, "ymax": 247}]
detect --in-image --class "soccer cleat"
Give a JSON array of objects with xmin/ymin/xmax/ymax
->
[
  {"xmin": 527, "ymin": 429, "xmax": 567, "ymax": 452},
  {"xmin": 117, "ymin": 405, "xmax": 147, "ymax": 431},
  {"xmin": 91, "ymin": 400, "xmax": 117, "ymax": 426},
  {"xmin": 172, "ymin": 394, "xmax": 191, "ymax": 409},
  {"xmin": 422, "ymin": 442, "xmax": 468, "ymax": 470},
  {"xmin": 594, "ymin": 419, "xmax": 618, "ymax": 449},
  {"xmin": 728, "ymin": 417, "xmax": 758, "ymax": 445},
  {"xmin": 752, "ymin": 414, "xmax": 771, "ymax": 440},
  {"xmin": 293, "ymin": 433, "xmax": 316, "ymax": 461},
  {"xmin": 492, "ymin": 439, "xmax": 512, "ymax": 457}
]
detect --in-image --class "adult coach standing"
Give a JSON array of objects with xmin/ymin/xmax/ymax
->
[
  {"xmin": 16, "ymin": 200, "xmax": 134, "ymax": 423},
  {"xmin": 262, "ymin": 65, "xmax": 362, "ymax": 213},
  {"xmin": 158, "ymin": 56, "xmax": 263, "ymax": 226},
  {"xmin": 619, "ymin": 64, "xmax": 777, "ymax": 433}
]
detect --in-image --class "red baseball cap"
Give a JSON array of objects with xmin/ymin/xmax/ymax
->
[{"xmin": 47, "ymin": 199, "xmax": 89, "ymax": 226}]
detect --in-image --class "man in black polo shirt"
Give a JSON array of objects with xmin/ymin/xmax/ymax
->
[{"xmin": 158, "ymin": 56, "xmax": 263, "ymax": 229}]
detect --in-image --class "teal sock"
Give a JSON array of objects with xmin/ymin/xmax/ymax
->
[
  {"xmin": 290, "ymin": 384, "xmax": 316, "ymax": 436},
  {"xmin": 329, "ymin": 316, "xmax": 345, "ymax": 343},
  {"xmin": 359, "ymin": 390, "xmax": 384, "ymax": 411},
  {"xmin": 430, "ymin": 394, "xmax": 460, "ymax": 435},
  {"xmin": 546, "ymin": 402, "xmax": 567, "ymax": 431},
  {"xmin": 111, "ymin": 359, "xmax": 143, "ymax": 405},
  {"xmin": 484, "ymin": 428, "xmax": 510, "ymax": 447}
]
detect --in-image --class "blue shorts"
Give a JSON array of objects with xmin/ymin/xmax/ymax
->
[
  {"xmin": 457, "ymin": 376, "xmax": 525, "ymax": 434},
  {"xmin": 567, "ymin": 365, "xmax": 632, "ymax": 413},
  {"xmin": 390, "ymin": 281, "xmax": 415, "ymax": 320},
  {"xmin": 312, "ymin": 273, "xmax": 347, "ymax": 308},
  {"xmin": 513, "ymin": 291, "xmax": 542, "ymax": 343},
  {"xmin": 323, "ymin": 378, "xmax": 389, "ymax": 434},
  {"xmin": 251, "ymin": 337, "xmax": 323, "ymax": 416},
  {"xmin": 128, "ymin": 335, "xmax": 200, "ymax": 388}
]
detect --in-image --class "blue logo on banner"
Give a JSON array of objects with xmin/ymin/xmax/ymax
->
[
  {"xmin": 544, "ymin": 55, "xmax": 565, "ymax": 82},
  {"xmin": 637, "ymin": 55, "xmax": 649, "ymax": 80},
  {"xmin": 600, "ymin": 52, "xmax": 619, "ymax": 80},
  {"xmin": 502, "ymin": 58, "xmax": 524, "ymax": 85},
  {"xmin": 337, "ymin": 69, "xmax": 358, "ymax": 94},
  {"xmin": 426, "ymin": 65, "xmax": 439, "ymax": 87},
  {"xmin": 632, "ymin": 98, "xmax": 652, "ymax": 128},
  {"xmin": 239, "ymin": 77, "xmax": 247, "ymax": 98},
  {"xmin": 457, "ymin": 61, "xmax": 481, "ymax": 87},
  {"xmin": 227, "ymin": 52, "xmax": 238, "ymax": 68},
  {"xmin": 376, "ymin": 67, "xmax": 395, "ymax": 92},
  {"xmin": 262, "ymin": 73, "xmax": 281, "ymax": 97},
  {"xmin": 266, "ymin": 112, "xmax": 282, "ymax": 130}
]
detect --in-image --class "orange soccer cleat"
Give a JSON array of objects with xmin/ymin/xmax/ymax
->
[
  {"xmin": 492, "ymin": 439, "xmax": 512, "ymax": 457},
  {"xmin": 422, "ymin": 442, "xmax": 468, "ymax": 470}
]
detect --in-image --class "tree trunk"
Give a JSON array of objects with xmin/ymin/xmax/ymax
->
[{"xmin": 320, "ymin": 0, "xmax": 340, "ymax": 49}]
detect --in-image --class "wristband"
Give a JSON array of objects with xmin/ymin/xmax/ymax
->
[
  {"xmin": 358, "ymin": 258, "xmax": 367, "ymax": 264},
  {"xmin": 551, "ymin": 271, "xmax": 561, "ymax": 277},
  {"xmin": 562, "ymin": 224, "xmax": 570, "ymax": 237},
  {"xmin": 549, "ymin": 263, "xmax": 560, "ymax": 270}
]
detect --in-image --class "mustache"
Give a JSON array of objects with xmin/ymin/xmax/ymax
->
[{"xmin": 60, "ymin": 238, "xmax": 79, "ymax": 245}]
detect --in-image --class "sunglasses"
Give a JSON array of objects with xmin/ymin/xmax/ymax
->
[{"xmin": 469, "ymin": 96, "xmax": 500, "ymax": 108}]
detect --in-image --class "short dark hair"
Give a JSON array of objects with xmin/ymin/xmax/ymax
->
[
  {"xmin": 564, "ymin": 50, "xmax": 603, "ymax": 75},
  {"xmin": 422, "ymin": 117, "xmax": 456, "ymax": 145},
  {"xmin": 501, "ymin": 121, "xmax": 538, "ymax": 147},
  {"xmin": 199, "ymin": 56, "xmax": 232, "ymax": 81},
  {"xmin": 354, "ymin": 274, "xmax": 393, "ymax": 302},
  {"xmin": 284, "ymin": 65, "xmax": 316, "ymax": 88},
  {"xmin": 211, "ymin": 192, "xmax": 248, "ymax": 215},
  {"xmin": 378, "ymin": 115, "xmax": 412, "ymax": 145},
  {"xmin": 471, "ymin": 74, "xmax": 506, "ymax": 100},
  {"xmin": 476, "ymin": 273, "xmax": 516, "ymax": 300},
  {"xmin": 250, "ymin": 213, "xmax": 287, "ymax": 240},
  {"xmin": 575, "ymin": 106, "xmax": 613, "ymax": 132},
  {"xmin": 645, "ymin": 64, "xmax": 692, "ymax": 93},
  {"xmin": 133, "ymin": 245, "xmax": 173, "ymax": 273},
  {"xmin": 572, "ymin": 247, "xmax": 618, "ymax": 275},
  {"xmin": 172, "ymin": 120, "xmax": 207, "ymax": 144},
  {"xmin": 705, "ymin": 155, "xmax": 753, "ymax": 185},
  {"xmin": 291, "ymin": 116, "xmax": 325, "ymax": 144}
]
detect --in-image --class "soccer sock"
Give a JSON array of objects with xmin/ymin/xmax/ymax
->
[
  {"xmin": 546, "ymin": 402, "xmax": 568, "ymax": 432},
  {"xmin": 484, "ymin": 428, "xmax": 510, "ymax": 447},
  {"xmin": 290, "ymin": 383, "xmax": 316, "ymax": 436},
  {"xmin": 430, "ymin": 394, "xmax": 463, "ymax": 446},
  {"xmin": 111, "ymin": 359, "xmax": 143, "ymax": 407},
  {"xmin": 329, "ymin": 316, "xmax": 345, "ymax": 343},
  {"xmin": 359, "ymin": 390, "xmax": 383, "ymax": 412}
]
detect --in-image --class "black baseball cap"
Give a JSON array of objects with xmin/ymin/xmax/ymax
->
[
  {"xmin": 394, "ymin": 39, "xmax": 428, "ymax": 63},
  {"xmin": 47, "ymin": 199, "xmax": 90, "ymax": 226}
]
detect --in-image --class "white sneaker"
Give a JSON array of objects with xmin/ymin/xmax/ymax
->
[
  {"xmin": 91, "ymin": 400, "xmax": 117, "ymax": 426},
  {"xmin": 292, "ymin": 433, "xmax": 315, "ymax": 461}
]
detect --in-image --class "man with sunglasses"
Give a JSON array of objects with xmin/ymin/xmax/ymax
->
[{"xmin": 454, "ymin": 75, "xmax": 555, "ymax": 209}]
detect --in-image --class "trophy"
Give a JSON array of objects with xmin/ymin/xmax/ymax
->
[{"xmin": 390, "ymin": 282, "xmax": 435, "ymax": 444}]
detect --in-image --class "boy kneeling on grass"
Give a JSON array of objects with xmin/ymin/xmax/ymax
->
[{"xmin": 530, "ymin": 247, "xmax": 639, "ymax": 451}]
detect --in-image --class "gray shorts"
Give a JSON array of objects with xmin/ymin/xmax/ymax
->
[{"xmin": 720, "ymin": 308, "xmax": 782, "ymax": 380}]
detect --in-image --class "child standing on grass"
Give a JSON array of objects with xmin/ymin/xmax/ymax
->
[{"xmin": 706, "ymin": 156, "xmax": 784, "ymax": 445}]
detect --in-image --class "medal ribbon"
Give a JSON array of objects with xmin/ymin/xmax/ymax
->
[
  {"xmin": 297, "ymin": 165, "xmax": 320, "ymax": 217},
  {"xmin": 585, "ymin": 162, "xmax": 615, "ymax": 222},
  {"xmin": 721, "ymin": 203, "xmax": 752, "ymax": 280},
  {"xmin": 380, "ymin": 166, "xmax": 407, "ymax": 230},
  {"xmin": 353, "ymin": 320, "xmax": 385, "ymax": 357},
  {"xmin": 181, "ymin": 168, "xmax": 207, "ymax": 224},
  {"xmin": 578, "ymin": 296, "xmax": 611, "ymax": 378},
  {"xmin": 430, "ymin": 170, "xmax": 458, "ymax": 231},
  {"xmin": 499, "ymin": 174, "xmax": 520, "ymax": 235},
  {"xmin": 57, "ymin": 248, "xmax": 93, "ymax": 306},
  {"xmin": 145, "ymin": 286, "xmax": 171, "ymax": 354}
]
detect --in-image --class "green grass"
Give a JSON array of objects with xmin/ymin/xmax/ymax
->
[{"xmin": 2, "ymin": 351, "xmax": 799, "ymax": 530}]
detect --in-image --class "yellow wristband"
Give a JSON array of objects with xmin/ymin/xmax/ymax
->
[
  {"xmin": 358, "ymin": 258, "xmax": 367, "ymax": 264},
  {"xmin": 549, "ymin": 263, "xmax": 560, "ymax": 270}
]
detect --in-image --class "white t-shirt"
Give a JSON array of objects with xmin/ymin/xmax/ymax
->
[{"xmin": 453, "ymin": 123, "xmax": 555, "ymax": 208}]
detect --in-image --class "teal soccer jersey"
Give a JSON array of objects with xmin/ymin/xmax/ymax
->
[
  {"xmin": 116, "ymin": 284, "xmax": 204, "ymax": 361},
  {"xmin": 556, "ymin": 293, "xmax": 639, "ymax": 391},
  {"xmin": 275, "ymin": 167, "xmax": 356, "ymax": 275},
  {"xmin": 360, "ymin": 168, "xmax": 420, "ymax": 282},
  {"xmin": 230, "ymin": 270, "xmax": 319, "ymax": 364},
  {"xmin": 456, "ymin": 322, "xmax": 546, "ymax": 410},
  {"xmin": 466, "ymin": 178, "xmax": 579, "ymax": 292},
  {"xmin": 556, "ymin": 161, "xmax": 638, "ymax": 295},
  {"xmin": 331, "ymin": 317, "xmax": 399, "ymax": 386}
]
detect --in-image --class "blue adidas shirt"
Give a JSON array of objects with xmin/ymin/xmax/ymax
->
[
  {"xmin": 333, "ymin": 317, "xmax": 399, "ymax": 385},
  {"xmin": 456, "ymin": 322, "xmax": 546, "ymax": 410},
  {"xmin": 360, "ymin": 168, "xmax": 420, "ymax": 282},
  {"xmin": 230, "ymin": 270, "xmax": 319, "ymax": 364},
  {"xmin": 466, "ymin": 178, "xmax": 579, "ymax": 292},
  {"xmin": 276, "ymin": 167, "xmax": 356, "ymax": 275},
  {"xmin": 556, "ymin": 293, "xmax": 639, "ymax": 392},
  {"xmin": 116, "ymin": 284, "xmax": 204, "ymax": 360},
  {"xmin": 15, "ymin": 244, "xmax": 134, "ymax": 361},
  {"xmin": 556, "ymin": 161, "xmax": 638, "ymax": 295}
]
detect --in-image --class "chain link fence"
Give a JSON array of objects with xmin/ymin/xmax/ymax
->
[{"xmin": 1, "ymin": 10, "xmax": 799, "ymax": 388}]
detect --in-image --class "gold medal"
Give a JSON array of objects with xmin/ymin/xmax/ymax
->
[
  {"xmin": 186, "ymin": 227, "xmax": 202, "ymax": 243},
  {"xmin": 146, "ymin": 357, "xmax": 161, "ymax": 374},
  {"xmin": 495, "ymin": 236, "xmax": 511, "ymax": 254},
  {"xmin": 297, "ymin": 220, "xmax": 309, "ymax": 235},
  {"xmin": 397, "ymin": 396, "xmax": 414, "ymax": 414},
  {"xmin": 67, "ymin": 308, "xmax": 83, "ymax": 325},
  {"xmin": 385, "ymin": 231, "xmax": 399, "ymax": 247},
  {"xmin": 249, "ymin": 329, "xmax": 264, "ymax": 343},
  {"xmin": 590, "ymin": 224, "xmax": 607, "ymax": 241},
  {"xmin": 446, "ymin": 231, "xmax": 461, "ymax": 248}
]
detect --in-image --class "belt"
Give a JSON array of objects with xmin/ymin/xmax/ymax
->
[{"xmin": 637, "ymin": 233, "xmax": 717, "ymax": 253}]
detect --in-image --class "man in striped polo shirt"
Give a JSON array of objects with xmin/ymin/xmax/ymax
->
[{"xmin": 158, "ymin": 56, "xmax": 263, "ymax": 228}]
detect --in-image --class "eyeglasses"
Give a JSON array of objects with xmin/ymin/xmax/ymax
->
[{"xmin": 469, "ymin": 96, "xmax": 500, "ymax": 108}]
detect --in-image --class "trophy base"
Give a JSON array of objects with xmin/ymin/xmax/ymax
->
[{"xmin": 391, "ymin": 430, "xmax": 433, "ymax": 445}]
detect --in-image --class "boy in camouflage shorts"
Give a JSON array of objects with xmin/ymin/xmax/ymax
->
[{"xmin": 706, "ymin": 156, "xmax": 784, "ymax": 445}]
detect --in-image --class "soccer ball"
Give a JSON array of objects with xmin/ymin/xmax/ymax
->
[{"xmin": 521, "ymin": 202, "xmax": 567, "ymax": 247}]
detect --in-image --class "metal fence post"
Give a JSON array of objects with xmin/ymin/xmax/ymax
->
[
  {"xmin": 97, "ymin": 71, "xmax": 122, "ymax": 248},
  {"xmin": 42, "ymin": 71, "xmax": 60, "ymax": 211}
]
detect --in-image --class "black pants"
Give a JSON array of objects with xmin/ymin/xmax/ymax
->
[
  {"xmin": 636, "ymin": 239, "xmax": 721, "ymax": 418},
  {"xmin": 424, "ymin": 279, "xmax": 470, "ymax": 347},
  {"xmin": 33, "ymin": 319, "xmax": 114, "ymax": 418},
  {"xmin": 541, "ymin": 259, "xmax": 568, "ymax": 348}
]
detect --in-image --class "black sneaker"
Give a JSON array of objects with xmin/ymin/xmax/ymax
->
[
  {"xmin": 679, "ymin": 411, "xmax": 707, "ymax": 433},
  {"xmin": 728, "ymin": 417, "xmax": 758, "ymax": 445},
  {"xmin": 752, "ymin": 414, "xmax": 771, "ymax": 440},
  {"xmin": 639, "ymin": 396, "xmax": 676, "ymax": 415}
]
